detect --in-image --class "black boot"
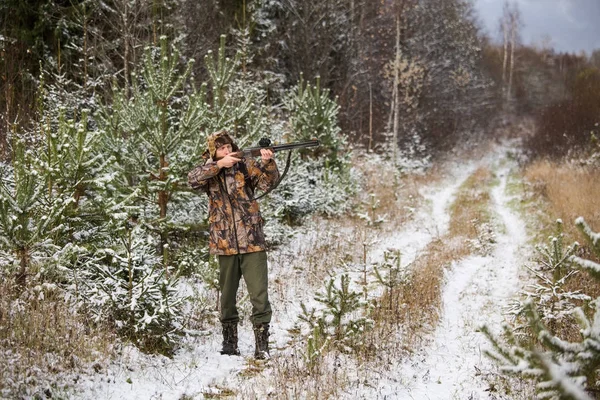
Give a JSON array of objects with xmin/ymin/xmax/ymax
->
[
  {"xmin": 220, "ymin": 323, "xmax": 240, "ymax": 356},
  {"xmin": 253, "ymin": 323, "xmax": 270, "ymax": 360}
]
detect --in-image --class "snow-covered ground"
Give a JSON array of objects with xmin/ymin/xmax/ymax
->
[{"xmin": 69, "ymin": 144, "xmax": 531, "ymax": 400}]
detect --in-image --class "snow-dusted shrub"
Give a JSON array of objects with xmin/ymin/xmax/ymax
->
[
  {"xmin": 483, "ymin": 218, "xmax": 600, "ymax": 400},
  {"xmin": 72, "ymin": 225, "xmax": 185, "ymax": 355},
  {"xmin": 538, "ymin": 220, "xmax": 579, "ymax": 281},
  {"xmin": 267, "ymin": 156, "xmax": 357, "ymax": 227},
  {"xmin": 394, "ymin": 128, "xmax": 432, "ymax": 173}
]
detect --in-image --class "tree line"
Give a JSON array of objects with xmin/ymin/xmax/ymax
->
[{"xmin": 1, "ymin": 0, "xmax": 501, "ymax": 157}]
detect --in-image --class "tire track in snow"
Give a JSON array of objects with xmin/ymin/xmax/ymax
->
[
  {"xmin": 373, "ymin": 153, "xmax": 528, "ymax": 400},
  {"xmin": 369, "ymin": 161, "xmax": 476, "ymax": 271}
]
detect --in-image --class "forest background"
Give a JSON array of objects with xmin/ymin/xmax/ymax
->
[{"xmin": 1, "ymin": 0, "xmax": 600, "ymax": 399}]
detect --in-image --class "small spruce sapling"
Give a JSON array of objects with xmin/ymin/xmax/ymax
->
[
  {"xmin": 508, "ymin": 220, "xmax": 587, "ymax": 331},
  {"xmin": 298, "ymin": 303, "xmax": 330, "ymax": 372},
  {"xmin": 310, "ymin": 274, "xmax": 371, "ymax": 351},
  {"xmin": 373, "ymin": 249, "xmax": 408, "ymax": 312},
  {"xmin": 356, "ymin": 193, "xmax": 388, "ymax": 226},
  {"xmin": 538, "ymin": 220, "xmax": 578, "ymax": 281},
  {"xmin": 483, "ymin": 218, "xmax": 600, "ymax": 400}
]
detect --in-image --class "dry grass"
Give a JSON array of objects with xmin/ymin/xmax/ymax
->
[
  {"xmin": 449, "ymin": 167, "xmax": 494, "ymax": 240},
  {"xmin": 524, "ymin": 160, "xmax": 600, "ymax": 233},
  {"xmin": 0, "ymin": 278, "xmax": 114, "ymax": 398},
  {"xmin": 523, "ymin": 160, "xmax": 600, "ymax": 303},
  {"xmin": 239, "ymin": 349, "xmax": 349, "ymax": 400}
]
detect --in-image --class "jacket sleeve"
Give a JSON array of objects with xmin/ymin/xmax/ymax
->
[
  {"xmin": 188, "ymin": 161, "xmax": 221, "ymax": 192},
  {"xmin": 248, "ymin": 158, "xmax": 280, "ymax": 193}
]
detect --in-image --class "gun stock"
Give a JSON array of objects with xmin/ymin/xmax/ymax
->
[{"xmin": 233, "ymin": 139, "xmax": 320, "ymax": 158}]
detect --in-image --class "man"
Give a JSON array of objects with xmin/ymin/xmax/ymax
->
[{"xmin": 188, "ymin": 129, "xmax": 279, "ymax": 359}]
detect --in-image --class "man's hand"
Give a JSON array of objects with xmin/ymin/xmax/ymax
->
[
  {"xmin": 217, "ymin": 154, "xmax": 241, "ymax": 169},
  {"xmin": 260, "ymin": 149, "xmax": 274, "ymax": 162}
]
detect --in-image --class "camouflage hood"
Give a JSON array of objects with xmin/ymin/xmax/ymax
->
[{"xmin": 205, "ymin": 130, "xmax": 240, "ymax": 161}]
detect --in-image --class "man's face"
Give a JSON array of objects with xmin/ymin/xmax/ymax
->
[{"xmin": 215, "ymin": 143, "xmax": 233, "ymax": 159}]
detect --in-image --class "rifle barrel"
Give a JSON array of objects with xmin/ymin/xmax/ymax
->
[{"xmin": 235, "ymin": 139, "xmax": 320, "ymax": 158}]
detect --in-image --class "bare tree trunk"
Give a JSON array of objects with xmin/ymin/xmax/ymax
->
[
  {"xmin": 123, "ymin": 0, "xmax": 131, "ymax": 93},
  {"xmin": 392, "ymin": 15, "xmax": 401, "ymax": 165},
  {"xmin": 507, "ymin": 15, "xmax": 516, "ymax": 102},
  {"xmin": 57, "ymin": 36, "xmax": 62, "ymax": 76},
  {"xmin": 83, "ymin": 15, "xmax": 88, "ymax": 90},
  {"xmin": 158, "ymin": 154, "xmax": 168, "ymax": 220},
  {"xmin": 368, "ymin": 82, "xmax": 373, "ymax": 152},
  {"xmin": 387, "ymin": 85, "xmax": 396, "ymax": 134},
  {"xmin": 502, "ymin": 19, "xmax": 508, "ymax": 85},
  {"xmin": 159, "ymin": 152, "xmax": 169, "ymax": 271},
  {"xmin": 158, "ymin": 90, "xmax": 170, "ymax": 269},
  {"xmin": 507, "ymin": 3, "xmax": 521, "ymax": 103},
  {"xmin": 501, "ymin": 1, "xmax": 509, "ymax": 86},
  {"xmin": 16, "ymin": 248, "xmax": 29, "ymax": 286}
]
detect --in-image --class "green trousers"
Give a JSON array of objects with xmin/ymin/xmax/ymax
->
[{"xmin": 218, "ymin": 251, "xmax": 272, "ymax": 325}]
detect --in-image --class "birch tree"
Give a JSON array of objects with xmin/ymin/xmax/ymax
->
[{"xmin": 500, "ymin": 1, "xmax": 522, "ymax": 102}]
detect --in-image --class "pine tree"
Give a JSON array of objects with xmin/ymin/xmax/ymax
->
[
  {"xmin": 97, "ymin": 36, "xmax": 207, "ymax": 266},
  {"xmin": 284, "ymin": 75, "xmax": 347, "ymax": 169},
  {"xmin": 267, "ymin": 75, "xmax": 356, "ymax": 225},
  {"xmin": 203, "ymin": 34, "xmax": 271, "ymax": 147},
  {"xmin": 314, "ymin": 274, "xmax": 370, "ymax": 348},
  {"xmin": 0, "ymin": 133, "xmax": 69, "ymax": 285}
]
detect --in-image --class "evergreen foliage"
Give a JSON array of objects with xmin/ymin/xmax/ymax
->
[
  {"xmin": 0, "ymin": 135, "xmax": 69, "ymax": 285},
  {"xmin": 0, "ymin": 31, "xmax": 355, "ymax": 357},
  {"xmin": 73, "ymin": 224, "xmax": 184, "ymax": 355},
  {"xmin": 266, "ymin": 75, "xmax": 356, "ymax": 226},
  {"xmin": 96, "ymin": 36, "xmax": 206, "ymax": 267},
  {"xmin": 508, "ymin": 220, "xmax": 589, "ymax": 330},
  {"xmin": 483, "ymin": 218, "xmax": 600, "ymax": 400},
  {"xmin": 299, "ymin": 274, "xmax": 371, "ymax": 354},
  {"xmin": 284, "ymin": 76, "xmax": 347, "ymax": 169}
]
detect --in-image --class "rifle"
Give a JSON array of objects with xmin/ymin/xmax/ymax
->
[
  {"xmin": 232, "ymin": 137, "xmax": 320, "ymax": 159},
  {"xmin": 233, "ymin": 137, "xmax": 321, "ymax": 200}
]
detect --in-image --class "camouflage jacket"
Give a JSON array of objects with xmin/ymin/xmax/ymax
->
[{"xmin": 188, "ymin": 158, "xmax": 279, "ymax": 255}]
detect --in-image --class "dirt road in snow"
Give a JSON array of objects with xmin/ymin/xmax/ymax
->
[{"xmin": 366, "ymin": 146, "xmax": 530, "ymax": 400}]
